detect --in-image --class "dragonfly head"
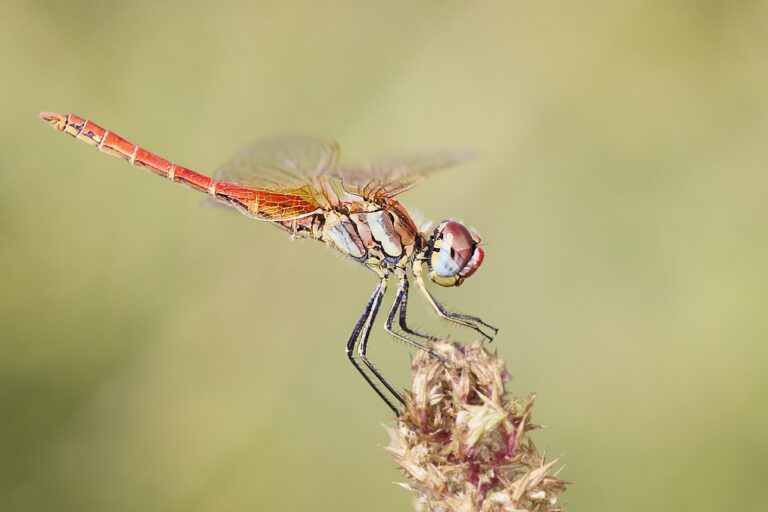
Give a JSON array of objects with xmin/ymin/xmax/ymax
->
[{"xmin": 425, "ymin": 220, "xmax": 484, "ymax": 287}]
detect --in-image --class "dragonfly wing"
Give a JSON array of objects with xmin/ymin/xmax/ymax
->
[
  {"xmin": 335, "ymin": 148, "xmax": 474, "ymax": 200},
  {"xmin": 214, "ymin": 135, "xmax": 340, "ymax": 201},
  {"xmin": 202, "ymin": 195, "xmax": 318, "ymax": 222},
  {"xmin": 213, "ymin": 182, "xmax": 324, "ymax": 221},
  {"xmin": 215, "ymin": 136, "xmax": 471, "ymax": 207}
]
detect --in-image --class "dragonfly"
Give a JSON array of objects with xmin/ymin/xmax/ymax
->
[{"xmin": 39, "ymin": 112, "xmax": 498, "ymax": 414}]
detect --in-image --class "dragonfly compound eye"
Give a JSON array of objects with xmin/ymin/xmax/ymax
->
[{"xmin": 428, "ymin": 221, "xmax": 483, "ymax": 287}]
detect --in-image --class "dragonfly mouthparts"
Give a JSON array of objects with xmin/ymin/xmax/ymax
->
[{"xmin": 39, "ymin": 111, "xmax": 67, "ymax": 131}]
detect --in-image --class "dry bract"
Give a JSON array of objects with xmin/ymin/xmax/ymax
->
[{"xmin": 386, "ymin": 341, "xmax": 567, "ymax": 512}]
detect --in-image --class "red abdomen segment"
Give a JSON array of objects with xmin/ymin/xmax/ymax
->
[{"xmin": 39, "ymin": 112, "xmax": 320, "ymax": 221}]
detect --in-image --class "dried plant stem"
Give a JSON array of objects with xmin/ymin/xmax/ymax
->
[{"xmin": 386, "ymin": 340, "xmax": 567, "ymax": 512}]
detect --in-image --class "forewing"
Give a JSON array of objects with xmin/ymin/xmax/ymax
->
[
  {"xmin": 214, "ymin": 136, "xmax": 472, "ymax": 205},
  {"xmin": 335, "ymin": 148, "xmax": 474, "ymax": 200},
  {"xmin": 214, "ymin": 135, "xmax": 340, "ymax": 191}
]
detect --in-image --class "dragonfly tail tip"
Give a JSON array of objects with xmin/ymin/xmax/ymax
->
[{"xmin": 39, "ymin": 111, "xmax": 67, "ymax": 130}]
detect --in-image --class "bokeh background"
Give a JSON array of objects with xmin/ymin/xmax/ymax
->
[{"xmin": 2, "ymin": 1, "xmax": 767, "ymax": 511}]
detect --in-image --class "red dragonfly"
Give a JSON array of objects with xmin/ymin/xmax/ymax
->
[{"xmin": 40, "ymin": 112, "xmax": 497, "ymax": 414}]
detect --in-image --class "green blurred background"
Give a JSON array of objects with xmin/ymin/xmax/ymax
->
[{"xmin": 2, "ymin": 1, "xmax": 767, "ymax": 510}]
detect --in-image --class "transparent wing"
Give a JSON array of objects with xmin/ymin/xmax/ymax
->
[
  {"xmin": 215, "ymin": 136, "xmax": 472, "ymax": 204},
  {"xmin": 335, "ymin": 148, "xmax": 474, "ymax": 200},
  {"xmin": 214, "ymin": 135, "xmax": 340, "ymax": 191}
]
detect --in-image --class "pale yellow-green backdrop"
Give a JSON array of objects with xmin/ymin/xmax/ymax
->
[{"xmin": 1, "ymin": 1, "xmax": 766, "ymax": 511}]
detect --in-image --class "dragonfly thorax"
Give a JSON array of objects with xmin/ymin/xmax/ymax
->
[{"xmin": 283, "ymin": 199, "xmax": 421, "ymax": 272}]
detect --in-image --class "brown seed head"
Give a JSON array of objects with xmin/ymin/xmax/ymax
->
[{"xmin": 386, "ymin": 341, "xmax": 567, "ymax": 512}]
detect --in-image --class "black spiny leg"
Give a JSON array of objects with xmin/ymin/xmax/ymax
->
[
  {"xmin": 384, "ymin": 279, "xmax": 445, "ymax": 361},
  {"xmin": 356, "ymin": 279, "xmax": 405, "ymax": 407},
  {"xmin": 396, "ymin": 278, "xmax": 434, "ymax": 341},
  {"xmin": 414, "ymin": 272, "xmax": 499, "ymax": 342},
  {"xmin": 346, "ymin": 279, "xmax": 403, "ymax": 415}
]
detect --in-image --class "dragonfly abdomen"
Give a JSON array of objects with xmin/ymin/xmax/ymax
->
[
  {"xmin": 41, "ymin": 112, "xmax": 323, "ymax": 223},
  {"xmin": 40, "ymin": 112, "xmax": 216, "ymax": 194}
]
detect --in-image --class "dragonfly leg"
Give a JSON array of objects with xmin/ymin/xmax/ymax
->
[
  {"xmin": 356, "ymin": 279, "xmax": 406, "ymax": 406},
  {"xmin": 413, "ymin": 273, "xmax": 499, "ymax": 342},
  {"xmin": 384, "ymin": 279, "xmax": 446, "ymax": 362},
  {"xmin": 346, "ymin": 278, "xmax": 403, "ymax": 415},
  {"xmin": 396, "ymin": 278, "xmax": 433, "ymax": 341}
]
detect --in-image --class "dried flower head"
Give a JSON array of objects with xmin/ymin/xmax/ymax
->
[{"xmin": 386, "ymin": 341, "xmax": 567, "ymax": 512}]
